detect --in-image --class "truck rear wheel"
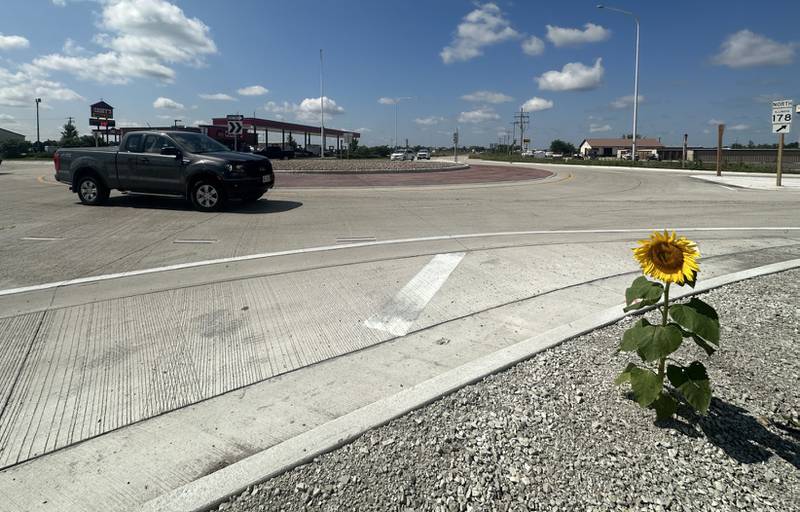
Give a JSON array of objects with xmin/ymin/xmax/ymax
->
[
  {"xmin": 76, "ymin": 175, "xmax": 109, "ymax": 205},
  {"xmin": 190, "ymin": 179, "xmax": 225, "ymax": 212}
]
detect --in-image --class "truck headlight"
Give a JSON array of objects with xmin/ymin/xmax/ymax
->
[{"xmin": 225, "ymin": 163, "xmax": 233, "ymax": 172}]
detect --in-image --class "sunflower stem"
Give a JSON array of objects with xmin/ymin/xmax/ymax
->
[{"xmin": 658, "ymin": 282, "xmax": 671, "ymax": 379}]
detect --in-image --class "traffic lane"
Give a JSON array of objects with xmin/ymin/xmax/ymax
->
[
  {"xmin": 275, "ymin": 164, "xmax": 552, "ymax": 187},
  {"xmin": 2, "ymin": 161, "xmax": 800, "ymax": 289}
]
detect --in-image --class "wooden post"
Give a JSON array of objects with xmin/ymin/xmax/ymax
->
[
  {"xmin": 777, "ymin": 132, "xmax": 784, "ymax": 187},
  {"xmin": 681, "ymin": 133, "xmax": 687, "ymax": 169},
  {"xmin": 716, "ymin": 124, "xmax": 725, "ymax": 177}
]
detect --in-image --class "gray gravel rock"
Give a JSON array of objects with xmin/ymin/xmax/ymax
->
[{"xmin": 220, "ymin": 270, "xmax": 800, "ymax": 512}]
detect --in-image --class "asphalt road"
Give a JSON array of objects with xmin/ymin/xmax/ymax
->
[{"xmin": 0, "ymin": 158, "xmax": 799, "ymax": 511}]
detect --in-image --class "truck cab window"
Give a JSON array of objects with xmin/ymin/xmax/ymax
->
[
  {"xmin": 125, "ymin": 134, "xmax": 143, "ymax": 153},
  {"xmin": 143, "ymin": 135, "xmax": 167, "ymax": 154}
]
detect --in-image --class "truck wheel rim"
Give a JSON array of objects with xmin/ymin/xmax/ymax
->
[
  {"xmin": 81, "ymin": 180, "xmax": 97, "ymax": 202},
  {"xmin": 196, "ymin": 184, "xmax": 218, "ymax": 208}
]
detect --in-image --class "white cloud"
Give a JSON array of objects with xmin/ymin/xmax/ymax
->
[
  {"xmin": 729, "ymin": 123, "xmax": 749, "ymax": 131},
  {"xmin": 708, "ymin": 119, "xmax": 725, "ymax": 125},
  {"xmin": 589, "ymin": 123, "xmax": 612, "ymax": 133},
  {"xmin": 458, "ymin": 107, "xmax": 500, "ymax": 124},
  {"xmin": 62, "ymin": 38, "xmax": 86, "ymax": 55},
  {"xmin": 537, "ymin": 58, "xmax": 603, "ymax": 91},
  {"xmin": 0, "ymin": 34, "xmax": 30, "ymax": 50},
  {"xmin": 237, "ymin": 85, "xmax": 269, "ymax": 96},
  {"xmin": 0, "ymin": 66, "xmax": 84, "ymax": 107},
  {"xmin": 296, "ymin": 96, "xmax": 344, "ymax": 122},
  {"xmin": 521, "ymin": 96, "xmax": 554, "ymax": 112},
  {"xmin": 265, "ymin": 97, "xmax": 345, "ymax": 123},
  {"xmin": 355, "ymin": 127, "xmax": 371, "ymax": 133},
  {"xmin": 199, "ymin": 93, "xmax": 236, "ymax": 101},
  {"xmin": 32, "ymin": 0, "xmax": 217, "ymax": 84},
  {"xmin": 713, "ymin": 30, "xmax": 795, "ymax": 68},
  {"xmin": 192, "ymin": 119, "xmax": 210, "ymax": 127},
  {"xmin": 545, "ymin": 23, "xmax": 610, "ymax": 47},
  {"xmin": 610, "ymin": 94, "xmax": 644, "ymax": 109},
  {"xmin": 441, "ymin": 3, "xmax": 519, "ymax": 64},
  {"xmin": 521, "ymin": 36, "xmax": 545, "ymax": 56},
  {"xmin": 52, "ymin": 0, "xmax": 67, "ymax": 5},
  {"xmin": 0, "ymin": 113, "xmax": 15, "ymax": 121},
  {"xmin": 415, "ymin": 116, "xmax": 445, "ymax": 126},
  {"xmin": 461, "ymin": 90, "xmax": 512, "ymax": 103},
  {"xmin": 153, "ymin": 96, "xmax": 184, "ymax": 110},
  {"xmin": 378, "ymin": 97, "xmax": 398, "ymax": 105}
]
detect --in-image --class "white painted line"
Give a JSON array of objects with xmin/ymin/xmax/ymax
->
[
  {"xmin": 1, "ymin": 226, "xmax": 799, "ymax": 298},
  {"xmin": 336, "ymin": 236, "xmax": 377, "ymax": 244},
  {"xmin": 20, "ymin": 237, "xmax": 65, "ymax": 241},
  {"xmin": 365, "ymin": 252, "xmax": 465, "ymax": 336},
  {"xmin": 140, "ymin": 257, "xmax": 800, "ymax": 512},
  {"xmin": 173, "ymin": 239, "xmax": 218, "ymax": 244}
]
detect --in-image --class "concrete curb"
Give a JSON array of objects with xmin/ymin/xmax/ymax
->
[
  {"xmin": 140, "ymin": 258, "xmax": 800, "ymax": 512},
  {"xmin": 689, "ymin": 175, "xmax": 800, "ymax": 191}
]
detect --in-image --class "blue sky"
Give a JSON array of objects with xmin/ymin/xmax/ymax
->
[{"xmin": 1, "ymin": 0, "xmax": 798, "ymax": 147}]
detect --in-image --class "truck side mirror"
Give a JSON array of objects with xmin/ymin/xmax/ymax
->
[{"xmin": 161, "ymin": 146, "xmax": 180, "ymax": 157}]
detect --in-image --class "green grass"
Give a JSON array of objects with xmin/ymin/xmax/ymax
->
[{"xmin": 471, "ymin": 153, "xmax": 799, "ymax": 174}]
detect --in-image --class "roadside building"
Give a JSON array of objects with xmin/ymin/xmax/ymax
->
[
  {"xmin": 579, "ymin": 137, "xmax": 664, "ymax": 158},
  {"xmin": 0, "ymin": 127, "xmax": 25, "ymax": 144}
]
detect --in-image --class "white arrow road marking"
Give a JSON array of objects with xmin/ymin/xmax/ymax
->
[{"xmin": 365, "ymin": 252, "xmax": 465, "ymax": 337}]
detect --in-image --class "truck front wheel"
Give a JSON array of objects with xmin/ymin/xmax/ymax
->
[
  {"xmin": 76, "ymin": 175, "xmax": 109, "ymax": 205},
  {"xmin": 190, "ymin": 179, "xmax": 225, "ymax": 212}
]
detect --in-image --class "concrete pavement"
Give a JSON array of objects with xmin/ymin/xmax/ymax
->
[{"xmin": 0, "ymin": 159, "xmax": 799, "ymax": 510}]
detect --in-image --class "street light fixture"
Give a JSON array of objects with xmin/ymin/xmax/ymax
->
[
  {"xmin": 597, "ymin": 4, "xmax": 640, "ymax": 162},
  {"xmin": 34, "ymin": 98, "xmax": 42, "ymax": 152}
]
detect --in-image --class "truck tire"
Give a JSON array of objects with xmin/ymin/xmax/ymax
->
[
  {"xmin": 190, "ymin": 179, "xmax": 225, "ymax": 212},
  {"xmin": 76, "ymin": 175, "xmax": 109, "ymax": 205}
]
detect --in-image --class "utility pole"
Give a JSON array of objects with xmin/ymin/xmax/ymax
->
[
  {"xmin": 514, "ymin": 109, "xmax": 530, "ymax": 152},
  {"xmin": 320, "ymin": 49, "xmax": 325, "ymax": 157},
  {"xmin": 34, "ymin": 98, "xmax": 42, "ymax": 152}
]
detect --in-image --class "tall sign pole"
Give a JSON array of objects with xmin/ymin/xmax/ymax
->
[
  {"xmin": 716, "ymin": 124, "xmax": 724, "ymax": 177},
  {"xmin": 777, "ymin": 133, "xmax": 784, "ymax": 187},
  {"xmin": 681, "ymin": 133, "xmax": 687, "ymax": 169}
]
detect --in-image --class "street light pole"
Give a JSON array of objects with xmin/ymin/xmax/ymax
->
[
  {"xmin": 394, "ymin": 102, "xmax": 398, "ymax": 149},
  {"xmin": 320, "ymin": 49, "xmax": 325, "ymax": 158},
  {"xmin": 598, "ymin": 4, "xmax": 640, "ymax": 163},
  {"xmin": 34, "ymin": 98, "xmax": 41, "ymax": 151}
]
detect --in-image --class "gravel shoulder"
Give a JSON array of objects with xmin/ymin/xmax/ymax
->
[
  {"xmin": 272, "ymin": 159, "xmax": 466, "ymax": 173},
  {"xmin": 218, "ymin": 270, "xmax": 800, "ymax": 512}
]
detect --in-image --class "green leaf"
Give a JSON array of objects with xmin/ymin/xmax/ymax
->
[
  {"xmin": 629, "ymin": 366, "xmax": 663, "ymax": 407},
  {"xmin": 666, "ymin": 362, "xmax": 712, "ymax": 414},
  {"xmin": 669, "ymin": 298, "xmax": 720, "ymax": 344},
  {"xmin": 620, "ymin": 319, "xmax": 652, "ymax": 352},
  {"xmin": 651, "ymin": 392, "xmax": 677, "ymax": 420},
  {"xmin": 615, "ymin": 362, "xmax": 637, "ymax": 385},
  {"xmin": 636, "ymin": 324, "xmax": 683, "ymax": 362},
  {"xmin": 691, "ymin": 334, "xmax": 717, "ymax": 356},
  {"xmin": 624, "ymin": 277, "xmax": 664, "ymax": 312}
]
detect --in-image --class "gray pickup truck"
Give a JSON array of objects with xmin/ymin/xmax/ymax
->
[{"xmin": 54, "ymin": 130, "xmax": 274, "ymax": 211}]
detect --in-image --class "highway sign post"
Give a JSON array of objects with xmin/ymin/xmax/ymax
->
[
  {"xmin": 772, "ymin": 100, "xmax": 793, "ymax": 186},
  {"xmin": 453, "ymin": 129, "xmax": 459, "ymax": 163},
  {"xmin": 716, "ymin": 124, "xmax": 724, "ymax": 177},
  {"xmin": 227, "ymin": 115, "xmax": 244, "ymax": 151}
]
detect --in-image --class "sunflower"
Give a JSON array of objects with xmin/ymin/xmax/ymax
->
[{"xmin": 633, "ymin": 230, "xmax": 700, "ymax": 284}]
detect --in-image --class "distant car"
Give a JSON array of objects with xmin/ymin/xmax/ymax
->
[
  {"xmin": 416, "ymin": 149, "xmax": 430, "ymax": 160},
  {"xmin": 521, "ymin": 150, "xmax": 534, "ymax": 157},
  {"xmin": 293, "ymin": 148, "xmax": 315, "ymax": 158},
  {"xmin": 545, "ymin": 151, "xmax": 554, "ymax": 158},
  {"xmin": 390, "ymin": 149, "xmax": 415, "ymax": 161},
  {"xmin": 571, "ymin": 153, "xmax": 584, "ymax": 160},
  {"xmin": 255, "ymin": 146, "xmax": 294, "ymax": 160},
  {"xmin": 533, "ymin": 150, "xmax": 546, "ymax": 158},
  {"xmin": 552, "ymin": 152, "xmax": 563, "ymax": 159}
]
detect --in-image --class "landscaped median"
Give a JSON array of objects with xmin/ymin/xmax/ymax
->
[
  {"xmin": 215, "ymin": 269, "xmax": 799, "ymax": 512},
  {"xmin": 272, "ymin": 158, "xmax": 468, "ymax": 173}
]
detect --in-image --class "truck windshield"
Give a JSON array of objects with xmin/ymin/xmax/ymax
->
[{"xmin": 170, "ymin": 133, "xmax": 230, "ymax": 153}]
